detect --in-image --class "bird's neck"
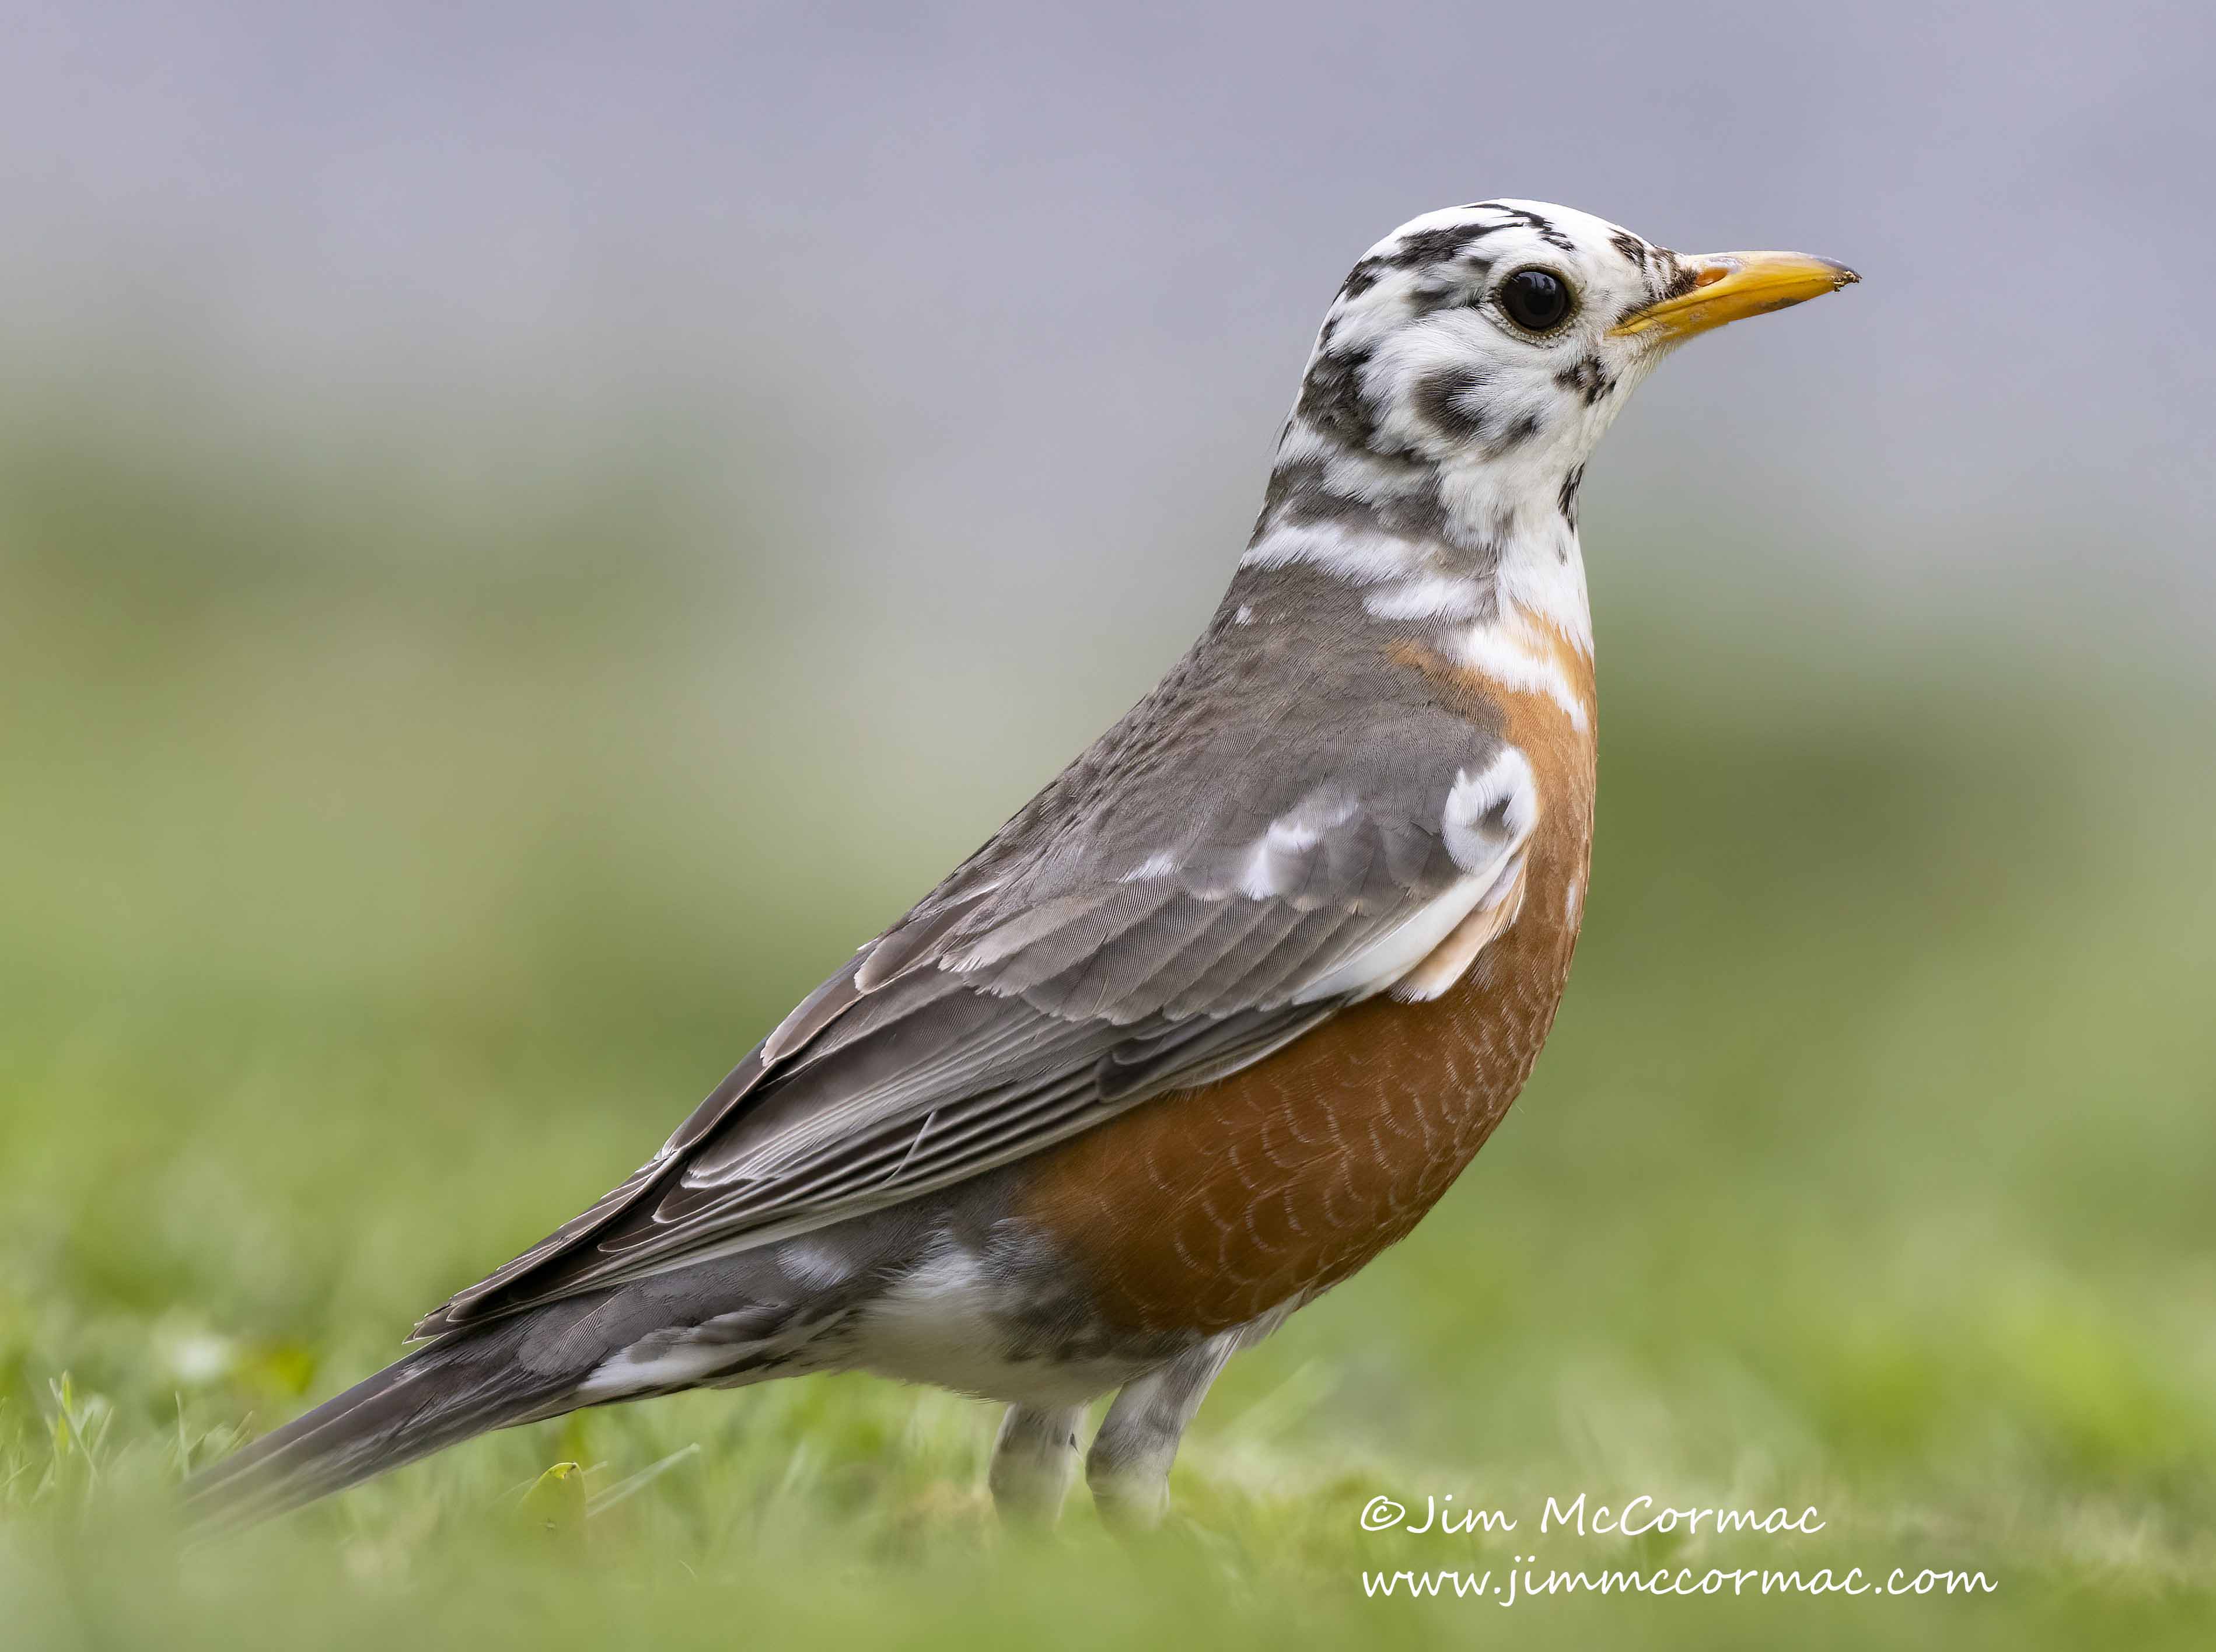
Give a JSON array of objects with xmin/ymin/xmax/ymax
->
[{"xmin": 1238, "ymin": 435, "xmax": 1594, "ymax": 661}]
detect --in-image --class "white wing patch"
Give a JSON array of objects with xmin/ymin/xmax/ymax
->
[
  {"xmin": 1237, "ymin": 792, "xmax": 1363, "ymax": 899},
  {"xmin": 1442, "ymin": 746, "xmax": 1537, "ymax": 870},
  {"xmin": 1295, "ymin": 747, "xmax": 1539, "ymax": 1005},
  {"xmin": 576, "ymin": 1309, "xmax": 838, "ymax": 1399},
  {"xmin": 1240, "ymin": 520, "xmax": 1424, "ymax": 583},
  {"xmin": 778, "ymin": 1240, "xmax": 852, "ymax": 1290},
  {"xmin": 1120, "ymin": 849, "xmax": 1179, "ymax": 884},
  {"xmin": 1292, "ymin": 876, "xmax": 1491, "ymax": 1003},
  {"xmin": 1363, "ymin": 572, "xmax": 1489, "ymax": 622},
  {"xmin": 1391, "ymin": 858, "xmax": 1526, "ymax": 1001},
  {"xmin": 1453, "ymin": 620, "xmax": 1589, "ymax": 731}
]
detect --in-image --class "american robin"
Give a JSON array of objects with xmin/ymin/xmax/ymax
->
[{"xmin": 187, "ymin": 200, "xmax": 1856, "ymax": 1531}]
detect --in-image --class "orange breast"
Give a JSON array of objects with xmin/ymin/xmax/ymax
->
[{"xmin": 1016, "ymin": 624, "xmax": 1598, "ymax": 1336}]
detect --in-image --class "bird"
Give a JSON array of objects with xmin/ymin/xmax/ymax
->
[{"xmin": 184, "ymin": 200, "xmax": 1857, "ymax": 1532}]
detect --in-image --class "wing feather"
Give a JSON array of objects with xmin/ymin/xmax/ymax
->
[{"xmin": 412, "ymin": 585, "xmax": 1540, "ymax": 1339}]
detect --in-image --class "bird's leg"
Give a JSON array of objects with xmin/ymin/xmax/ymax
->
[
  {"xmin": 1085, "ymin": 1329, "xmax": 1241, "ymax": 1531},
  {"xmin": 988, "ymin": 1402, "xmax": 1086, "ymax": 1525}
]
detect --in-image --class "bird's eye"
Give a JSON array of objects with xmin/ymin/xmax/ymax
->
[{"xmin": 1500, "ymin": 268, "xmax": 1574, "ymax": 332}]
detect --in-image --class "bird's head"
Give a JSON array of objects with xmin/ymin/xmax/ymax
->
[{"xmin": 1254, "ymin": 199, "xmax": 1857, "ymax": 586}]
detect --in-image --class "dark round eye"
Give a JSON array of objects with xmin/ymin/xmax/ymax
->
[{"xmin": 1500, "ymin": 268, "xmax": 1574, "ymax": 332}]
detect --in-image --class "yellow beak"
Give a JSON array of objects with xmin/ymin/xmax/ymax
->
[{"xmin": 1611, "ymin": 250, "xmax": 1860, "ymax": 341}]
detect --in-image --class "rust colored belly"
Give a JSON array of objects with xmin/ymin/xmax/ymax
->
[{"xmin": 1016, "ymin": 654, "xmax": 1596, "ymax": 1337}]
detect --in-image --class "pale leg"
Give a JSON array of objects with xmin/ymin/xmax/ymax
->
[
  {"xmin": 1085, "ymin": 1329, "xmax": 1242, "ymax": 1530},
  {"xmin": 988, "ymin": 1402, "xmax": 1086, "ymax": 1525}
]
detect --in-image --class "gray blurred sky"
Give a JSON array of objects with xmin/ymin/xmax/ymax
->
[{"xmin": 2, "ymin": 1, "xmax": 2210, "ymax": 668}]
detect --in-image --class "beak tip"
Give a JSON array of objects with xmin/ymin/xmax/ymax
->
[{"xmin": 1826, "ymin": 260, "xmax": 1862, "ymax": 288}]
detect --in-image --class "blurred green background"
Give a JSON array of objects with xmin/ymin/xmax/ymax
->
[{"xmin": 4, "ymin": 3, "xmax": 2216, "ymax": 1647}]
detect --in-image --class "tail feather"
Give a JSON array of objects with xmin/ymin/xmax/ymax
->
[{"xmin": 183, "ymin": 1321, "xmax": 578, "ymax": 1531}]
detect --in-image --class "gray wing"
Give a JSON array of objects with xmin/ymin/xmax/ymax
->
[{"xmin": 415, "ymin": 580, "xmax": 1532, "ymax": 1336}]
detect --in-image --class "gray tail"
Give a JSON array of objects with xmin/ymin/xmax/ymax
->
[{"xmin": 182, "ymin": 1318, "xmax": 578, "ymax": 1531}]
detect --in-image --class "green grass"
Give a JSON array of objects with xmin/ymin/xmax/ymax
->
[{"xmin": 2, "ymin": 404, "xmax": 2213, "ymax": 1647}]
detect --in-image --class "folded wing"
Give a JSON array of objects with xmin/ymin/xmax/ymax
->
[{"xmin": 415, "ymin": 600, "xmax": 1536, "ymax": 1336}]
